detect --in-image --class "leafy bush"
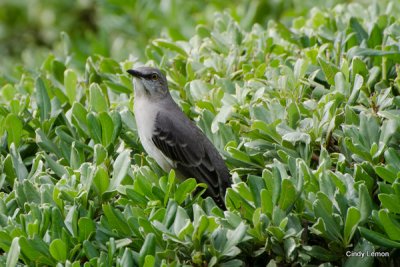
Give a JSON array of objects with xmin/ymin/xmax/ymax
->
[
  {"xmin": 1, "ymin": 1, "xmax": 400, "ymax": 266},
  {"xmin": 0, "ymin": 0, "xmax": 349, "ymax": 75}
]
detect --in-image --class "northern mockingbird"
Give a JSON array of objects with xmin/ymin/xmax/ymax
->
[{"xmin": 127, "ymin": 67, "xmax": 231, "ymax": 208}]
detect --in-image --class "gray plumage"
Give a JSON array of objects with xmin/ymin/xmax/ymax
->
[{"xmin": 127, "ymin": 67, "xmax": 231, "ymax": 208}]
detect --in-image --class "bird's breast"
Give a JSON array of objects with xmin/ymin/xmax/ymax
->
[{"xmin": 134, "ymin": 97, "xmax": 174, "ymax": 171}]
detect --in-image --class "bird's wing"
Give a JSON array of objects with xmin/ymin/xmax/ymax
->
[{"xmin": 151, "ymin": 111, "xmax": 221, "ymax": 193}]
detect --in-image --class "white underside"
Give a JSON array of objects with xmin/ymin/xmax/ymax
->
[{"xmin": 134, "ymin": 83, "xmax": 174, "ymax": 171}]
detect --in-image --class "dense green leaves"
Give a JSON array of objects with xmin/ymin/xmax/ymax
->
[{"xmin": 1, "ymin": 1, "xmax": 400, "ymax": 266}]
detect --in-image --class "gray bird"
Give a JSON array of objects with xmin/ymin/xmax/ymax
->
[{"xmin": 127, "ymin": 66, "xmax": 231, "ymax": 208}]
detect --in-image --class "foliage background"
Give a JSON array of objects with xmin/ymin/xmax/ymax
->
[
  {"xmin": 1, "ymin": 0, "xmax": 400, "ymax": 266},
  {"xmin": 0, "ymin": 0, "xmax": 353, "ymax": 74}
]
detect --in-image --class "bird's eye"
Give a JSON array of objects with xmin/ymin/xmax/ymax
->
[{"xmin": 151, "ymin": 73, "xmax": 158, "ymax": 80}]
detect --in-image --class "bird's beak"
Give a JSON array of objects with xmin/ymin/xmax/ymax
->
[{"xmin": 127, "ymin": 69, "xmax": 143, "ymax": 78}]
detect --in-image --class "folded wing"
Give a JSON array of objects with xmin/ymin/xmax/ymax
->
[{"xmin": 151, "ymin": 111, "xmax": 230, "ymax": 207}]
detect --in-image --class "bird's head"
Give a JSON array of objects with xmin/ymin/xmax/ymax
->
[{"xmin": 127, "ymin": 67, "xmax": 169, "ymax": 98}]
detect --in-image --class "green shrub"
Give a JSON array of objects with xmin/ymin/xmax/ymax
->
[{"xmin": 1, "ymin": 1, "xmax": 400, "ymax": 266}]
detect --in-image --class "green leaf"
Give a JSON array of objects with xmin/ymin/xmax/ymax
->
[
  {"xmin": 139, "ymin": 233, "xmax": 156, "ymax": 267},
  {"xmin": 120, "ymin": 109, "xmax": 137, "ymax": 132},
  {"xmin": 312, "ymin": 193, "xmax": 341, "ymax": 242},
  {"xmin": 347, "ymin": 47, "xmax": 400, "ymax": 59},
  {"xmin": 4, "ymin": 113, "xmax": 23, "ymax": 148},
  {"xmin": 78, "ymin": 217, "xmax": 95, "ymax": 242},
  {"xmin": 134, "ymin": 172, "xmax": 155, "ymax": 201},
  {"xmin": 224, "ymin": 222, "xmax": 247, "ymax": 253},
  {"xmin": 173, "ymin": 206, "xmax": 190, "ymax": 237},
  {"xmin": 378, "ymin": 209, "xmax": 400, "ymax": 241},
  {"xmin": 83, "ymin": 240, "xmax": 99, "ymax": 259},
  {"xmin": 358, "ymin": 183, "xmax": 372, "ymax": 223},
  {"xmin": 43, "ymin": 153, "xmax": 68, "ymax": 178},
  {"xmin": 317, "ymin": 56, "xmax": 340, "ymax": 85},
  {"xmin": 10, "ymin": 143, "xmax": 28, "ymax": 181},
  {"xmin": 163, "ymin": 170, "xmax": 176, "ymax": 206},
  {"xmin": 152, "ymin": 39, "xmax": 187, "ymax": 56},
  {"xmin": 287, "ymin": 103, "xmax": 300, "ymax": 129},
  {"xmin": 126, "ymin": 188, "xmax": 148, "ymax": 206},
  {"xmin": 104, "ymin": 81, "xmax": 132, "ymax": 94},
  {"xmin": 19, "ymin": 236, "xmax": 54, "ymax": 265},
  {"xmin": 380, "ymin": 120, "xmax": 398, "ymax": 146},
  {"xmin": 282, "ymin": 132, "xmax": 310, "ymax": 145},
  {"xmin": 87, "ymin": 112, "xmax": 102, "ymax": 144},
  {"xmin": 71, "ymin": 102, "xmax": 89, "ymax": 134},
  {"xmin": 102, "ymin": 204, "xmax": 132, "ymax": 236},
  {"xmin": 64, "ymin": 69, "xmax": 77, "ymax": 104},
  {"xmin": 359, "ymin": 112, "xmax": 380, "ymax": 148},
  {"xmin": 69, "ymin": 144, "xmax": 81, "ymax": 169},
  {"xmin": 350, "ymin": 17, "xmax": 368, "ymax": 44},
  {"xmin": 303, "ymin": 245, "xmax": 339, "ymax": 261},
  {"xmin": 226, "ymin": 188, "xmax": 254, "ymax": 221},
  {"xmin": 1, "ymin": 83, "xmax": 16, "ymax": 101},
  {"xmin": 189, "ymin": 79, "xmax": 209, "ymax": 101},
  {"xmin": 374, "ymin": 165, "xmax": 396, "ymax": 184},
  {"xmin": 49, "ymin": 239, "xmax": 67, "ymax": 262},
  {"xmin": 351, "ymin": 57, "xmax": 368, "ymax": 80},
  {"xmin": 193, "ymin": 215, "xmax": 209, "ymax": 243},
  {"xmin": 120, "ymin": 248, "xmax": 134, "ymax": 266},
  {"xmin": 52, "ymin": 60, "xmax": 66, "ymax": 83},
  {"xmin": 36, "ymin": 77, "xmax": 51, "ymax": 122},
  {"xmin": 211, "ymin": 105, "xmax": 232, "ymax": 133},
  {"xmin": 359, "ymin": 227, "xmax": 400, "ymax": 248},
  {"xmin": 98, "ymin": 112, "xmax": 114, "ymax": 147},
  {"xmin": 109, "ymin": 150, "xmax": 131, "ymax": 191},
  {"xmin": 50, "ymin": 208, "xmax": 63, "ymax": 240},
  {"xmin": 378, "ymin": 193, "xmax": 400, "ymax": 213},
  {"xmin": 6, "ymin": 237, "xmax": 20, "ymax": 267},
  {"xmin": 251, "ymin": 120, "xmax": 282, "ymax": 143},
  {"xmin": 367, "ymin": 23, "xmax": 383, "ymax": 48},
  {"xmin": 175, "ymin": 178, "xmax": 197, "ymax": 204},
  {"xmin": 334, "ymin": 72, "xmax": 349, "ymax": 96},
  {"xmin": 89, "ymin": 83, "xmax": 108, "ymax": 113},
  {"xmin": 227, "ymin": 147, "xmax": 251, "ymax": 164},
  {"xmin": 15, "ymin": 180, "xmax": 41, "ymax": 205},
  {"xmin": 94, "ymin": 144, "xmax": 108, "ymax": 165},
  {"xmin": 269, "ymin": 166, "xmax": 282, "ymax": 206},
  {"xmin": 261, "ymin": 189, "xmax": 273, "ymax": 215},
  {"xmin": 294, "ymin": 58, "xmax": 309, "ymax": 80},
  {"xmin": 248, "ymin": 175, "xmax": 265, "ymax": 208},
  {"xmin": 366, "ymin": 66, "xmax": 380, "ymax": 89},
  {"xmin": 348, "ymin": 74, "xmax": 363, "ymax": 104},
  {"xmin": 384, "ymin": 150, "xmax": 400, "ymax": 173},
  {"xmin": 93, "ymin": 166, "xmax": 109, "ymax": 196},
  {"xmin": 143, "ymin": 255, "xmax": 155, "ymax": 267},
  {"xmin": 65, "ymin": 206, "xmax": 79, "ymax": 237},
  {"xmin": 110, "ymin": 110, "xmax": 122, "ymax": 144},
  {"xmin": 163, "ymin": 200, "xmax": 178, "ymax": 228},
  {"xmin": 36, "ymin": 129, "xmax": 61, "ymax": 157},
  {"xmin": 196, "ymin": 24, "xmax": 211, "ymax": 38},
  {"xmin": 344, "ymin": 207, "xmax": 361, "ymax": 246},
  {"xmin": 278, "ymin": 179, "xmax": 296, "ymax": 211}
]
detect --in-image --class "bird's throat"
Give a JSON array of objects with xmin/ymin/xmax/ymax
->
[{"xmin": 133, "ymin": 79, "xmax": 150, "ymax": 97}]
